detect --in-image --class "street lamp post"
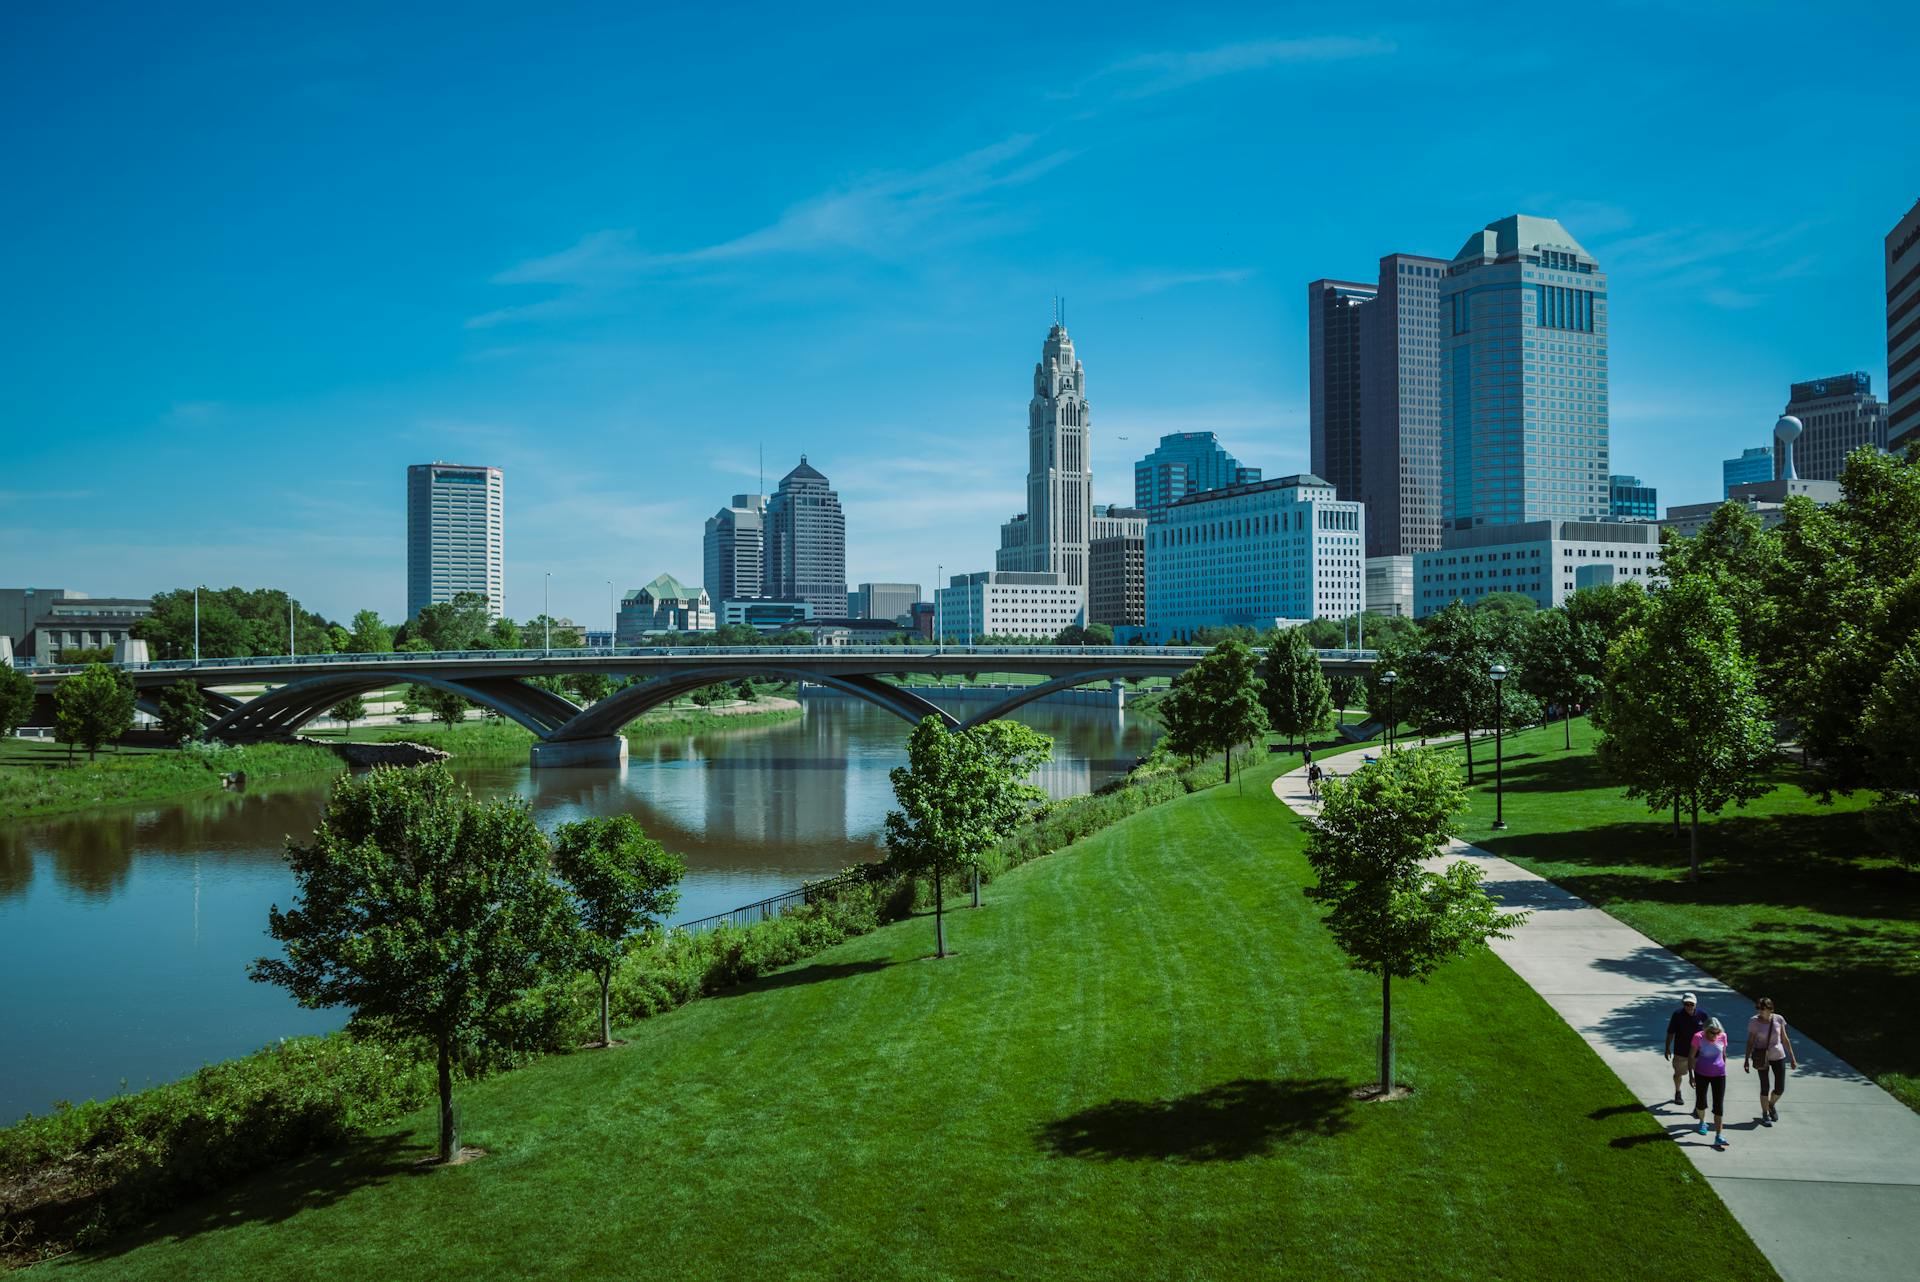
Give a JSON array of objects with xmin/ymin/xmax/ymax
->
[
  {"xmin": 936, "ymin": 564, "xmax": 942, "ymax": 655},
  {"xmin": 544, "ymin": 573, "xmax": 552, "ymax": 655},
  {"xmin": 607, "ymin": 579, "xmax": 615, "ymax": 650},
  {"xmin": 193, "ymin": 586, "xmax": 200, "ymax": 665},
  {"xmin": 1490, "ymin": 662, "xmax": 1509, "ymax": 830},
  {"xmin": 1381, "ymin": 669, "xmax": 1397, "ymax": 755}
]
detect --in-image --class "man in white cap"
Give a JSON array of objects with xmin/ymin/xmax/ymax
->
[{"xmin": 1662, "ymin": 993, "xmax": 1709, "ymax": 1106}]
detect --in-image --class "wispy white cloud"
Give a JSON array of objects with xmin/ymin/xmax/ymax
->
[
  {"xmin": 1101, "ymin": 268, "xmax": 1254, "ymax": 300},
  {"xmin": 1075, "ymin": 36, "xmax": 1396, "ymax": 100}
]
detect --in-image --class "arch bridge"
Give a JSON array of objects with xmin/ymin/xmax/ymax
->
[{"xmin": 20, "ymin": 644, "xmax": 1377, "ymax": 767}]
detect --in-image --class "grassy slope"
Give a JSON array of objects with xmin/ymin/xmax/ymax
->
[
  {"xmin": 1432, "ymin": 718, "xmax": 1917, "ymax": 1112},
  {"xmin": 0, "ymin": 739, "xmax": 341, "ymax": 821},
  {"xmin": 47, "ymin": 755, "xmax": 1768, "ymax": 1281}
]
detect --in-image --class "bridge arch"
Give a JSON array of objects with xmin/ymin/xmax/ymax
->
[
  {"xmin": 551, "ymin": 667, "xmax": 959, "ymax": 741},
  {"xmin": 210, "ymin": 671, "xmax": 582, "ymax": 739},
  {"xmin": 953, "ymin": 669, "xmax": 1152, "ymax": 731}
]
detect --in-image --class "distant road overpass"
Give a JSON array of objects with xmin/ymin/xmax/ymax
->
[{"xmin": 18, "ymin": 644, "xmax": 1378, "ymax": 767}]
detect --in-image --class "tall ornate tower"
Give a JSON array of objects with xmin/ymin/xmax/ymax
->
[{"xmin": 998, "ymin": 320, "xmax": 1093, "ymax": 588}]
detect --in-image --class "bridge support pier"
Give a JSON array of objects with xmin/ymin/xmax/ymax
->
[{"xmin": 529, "ymin": 736, "xmax": 629, "ymax": 769}]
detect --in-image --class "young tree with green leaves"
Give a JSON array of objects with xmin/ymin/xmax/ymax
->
[
  {"xmin": 1164, "ymin": 639, "xmax": 1267, "ymax": 782},
  {"xmin": 251, "ymin": 765, "xmax": 572, "ymax": 1163},
  {"xmin": 0, "ymin": 665, "xmax": 35, "ymax": 739},
  {"xmin": 551, "ymin": 815, "xmax": 685, "ymax": 1046},
  {"xmin": 345, "ymin": 609, "xmax": 393, "ymax": 654},
  {"xmin": 407, "ymin": 592, "xmax": 495, "ymax": 652},
  {"xmin": 734, "ymin": 678, "xmax": 757, "ymax": 703},
  {"xmin": 884, "ymin": 717, "xmax": 1052, "ymax": 957},
  {"xmin": 1301, "ymin": 749, "xmax": 1527, "ymax": 1095},
  {"xmin": 156, "ymin": 679, "xmax": 209, "ymax": 743},
  {"xmin": 1327, "ymin": 673, "xmax": 1361, "ymax": 727},
  {"xmin": 566, "ymin": 673, "xmax": 614, "ymax": 704},
  {"xmin": 406, "ymin": 684, "xmax": 470, "ymax": 730},
  {"xmin": 1259, "ymin": 628, "xmax": 1332, "ymax": 751},
  {"xmin": 1516, "ymin": 611, "xmax": 1596, "ymax": 750},
  {"xmin": 54, "ymin": 663, "xmax": 136, "ymax": 761},
  {"xmin": 1594, "ymin": 577, "xmax": 1775, "ymax": 880},
  {"xmin": 328, "ymin": 694, "xmax": 367, "ymax": 736}
]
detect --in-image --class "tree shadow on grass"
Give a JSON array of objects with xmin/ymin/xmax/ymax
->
[
  {"xmin": 1035, "ymin": 1077, "xmax": 1352, "ymax": 1163},
  {"xmin": 709, "ymin": 958, "xmax": 894, "ymax": 998},
  {"xmin": 65, "ymin": 1128, "xmax": 419, "ymax": 1265}
]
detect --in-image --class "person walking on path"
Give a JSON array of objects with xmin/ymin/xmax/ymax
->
[
  {"xmin": 1691, "ymin": 1016, "xmax": 1733, "ymax": 1150},
  {"xmin": 1663, "ymin": 993, "xmax": 1709, "ymax": 1106},
  {"xmin": 1744, "ymin": 997, "xmax": 1798, "ymax": 1127}
]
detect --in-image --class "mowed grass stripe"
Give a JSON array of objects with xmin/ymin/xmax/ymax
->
[{"xmin": 48, "ymin": 754, "xmax": 1773, "ymax": 1282}]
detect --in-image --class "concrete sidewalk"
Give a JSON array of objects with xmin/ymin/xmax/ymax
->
[{"xmin": 1274, "ymin": 744, "xmax": 1920, "ymax": 1282}]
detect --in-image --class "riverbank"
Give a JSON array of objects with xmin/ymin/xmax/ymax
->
[
  {"xmin": 0, "ymin": 739, "xmax": 343, "ymax": 822},
  {"xmin": 14, "ymin": 740, "xmax": 1769, "ymax": 1280},
  {"xmin": 329, "ymin": 697, "xmax": 804, "ymax": 762}
]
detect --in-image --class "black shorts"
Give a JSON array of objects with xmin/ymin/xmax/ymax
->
[
  {"xmin": 1695, "ymin": 1074, "xmax": 1727, "ymax": 1115},
  {"xmin": 1757, "ymin": 1060, "xmax": 1787, "ymax": 1095}
]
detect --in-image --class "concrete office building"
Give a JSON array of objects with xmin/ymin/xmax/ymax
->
[
  {"xmin": 1440, "ymin": 215, "xmax": 1611, "ymax": 529},
  {"xmin": 765, "ymin": 456, "xmax": 847, "ymax": 619},
  {"xmin": 1663, "ymin": 475, "xmax": 1843, "ymax": 539},
  {"xmin": 704, "ymin": 494, "xmax": 767, "ymax": 604},
  {"xmin": 1143, "ymin": 475, "xmax": 1364, "ymax": 643},
  {"xmin": 1609, "ymin": 475, "xmax": 1658, "ymax": 520},
  {"xmin": 848, "ymin": 582, "xmax": 921, "ymax": 623},
  {"xmin": 998, "ymin": 322, "xmax": 1094, "ymax": 588},
  {"xmin": 1134, "ymin": 434, "xmax": 1262, "ymax": 520},
  {"xmin": 1777, "ymin": 373, "xmax": 1887, "ymax": 481},
  {"xmin": 2, "ymin": 590, "xmax": 153, "ymax": 662},
  {"xmin": 1091, "ymin": 504, "xmax": 1148, "ymax": 541},
  {"xmin": 1, "ymin": 588, "xmax": 72, "ymax": 654},
  {"xmin": 1722, "ymin": 447, "xmax": 1774, "ymax": 497},
  {"xmin": 720, "ymin": 598, "xmax": 813, "ymax": 633},
  {"xmin": 1365, "ymin": 556, "xmax": 1414, "ymax": 618},
  {"xmin": 407, "ymin": 463, "xmax": 504, "ymax": 621},
  {"xmin": 1413, "ymin": 520, "xmax": 1660, "ymax": 618},
  {"xmin": 1889, "ymin": 199, "xmax": 1920, "ymax": 454},
  {"xmin": 616, "ymin": 575, "xmax": 714, "ymax": 642},
  {"xmin": 1307, "ymin": 281, "xmax": 1374, "ymax": 504},
  {"xmin": 1088, "ymin": 532, "xmax": 1145, "ymax": 630},
  {"xmin": 936, "ymin": 571, "xmax": 1084, "ymax": 641}
]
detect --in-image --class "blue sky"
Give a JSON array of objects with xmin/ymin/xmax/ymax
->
[{"xmin": 3, "ymin": 1, "xmax": 1915, "ymax": 626}]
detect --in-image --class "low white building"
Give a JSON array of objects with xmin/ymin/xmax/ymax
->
[
  {"xmin": 1365, "ymin": 555, "xmax": 1414, "ymax": 618},
  {"xmin": 934, "ymin": 571, "xmax": 1083, "ymax": 641},
  {"xmin": 1412, "ymin": 519, "xmax": 1662, "ymax": 618},
  {"xmin": 1143, "ymin": 474, "xmax": 1364, "ymax": 643}
]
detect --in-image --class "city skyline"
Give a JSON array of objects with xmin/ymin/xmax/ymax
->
[{"xmin": 4, "ymin": 3, "xmax": 1916, "ymax": 624}]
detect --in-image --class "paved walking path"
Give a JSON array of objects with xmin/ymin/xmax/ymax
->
[{"xmin": 1275, "ymin": 744, "xmax": 1920, "ymax": 1282}]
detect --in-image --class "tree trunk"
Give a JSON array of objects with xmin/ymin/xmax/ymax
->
[
  {"xmin": 934, "ymin": 865, "xmax": 946, "ymax": 958},
  {"xmin": 1224, "ymin": 745, "xmax": 1232, "ymax": 784},
  {"xmin": 1381, "ymin": 969, "xmax": 1394, "ymax": 1094},
  {"xmin": 599, "ymin": 971, "xmax": 613, "ymax": 1047},
  {"xmin": 1673, "ymin": 797, "xmax": 1681, "ymax": 834},
  {"xmin": 1462, "ymin": 721, "xmax": 1475, "ymax": 782},
  {"xmin": 437, "ymin": 1040, "xmax": 458, "ymax": 1163},
  {"xmin": 971, "ymin": 865, "xmax": 980, "ymax": 909},
  {"xmin": 1688, "ymin": 800, "xmax": 1701, "ymax": 881},
  {"xmin": 1563, "ymin": 707, "xmax": 1571, "ymax": 751}
]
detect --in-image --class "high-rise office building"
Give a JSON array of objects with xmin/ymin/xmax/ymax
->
[
  {"xmin": 766, "ymin": 456, "xmax": 847, "ymax": 619},
  {"xmin": 1088, "ymin": 532, "xmax": 1144, "ymax": 630},
  {"xmin": 848, "ymin": 582, "xmax": 921, "ymax": 623},
  {"xmin": 704, "ymin": 494, "xmax": 767, "ymax": 603},
  {"xmin": 1091, "ymin": 504, "xmax": 1148, "ymax": 540},
  {"xmin": 1609, "ymin": 475, "xmax": 1658, "ymax": 520},
  {"xmin": 1307, "ymin": 281, "xmax": 1375, "ymax": 503},
  {"xmin": 1779, "ymin": 372, "xmax": 1888, "ymax": 481},
  {"xmin": 1439, "ymin": 215, "xmax": 1610, "ymax": 530},
  {"xmin": 1722, "ymin": 446, "xmax": 1773, "ymax": 497},
  {"xmin": 1132, "ymin": 434, "xmax": 1260, "ymax": 519},
  {"xmin": 1889, "ymin": 199, "xmax": 1920, "ymax": 454},
  {"xmin": 996, "ymin": 323, "xmax": 1093, "ymax": 588},
  {"xmin": 406, "ymin": 463, "xmax": 503, "ymax": 621}
]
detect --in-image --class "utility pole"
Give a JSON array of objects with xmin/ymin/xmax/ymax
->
[
  {"xmin": 544, "ymin": 573, "xmax": 552, "ymax": 655},
  {"xmin": 289, "ymin": 598, "xmax": 295, "ymax": 657}
]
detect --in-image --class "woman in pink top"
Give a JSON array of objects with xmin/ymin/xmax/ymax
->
[
  {"xmin": 1744, "ymin": 996, "xmax": 1798, "ymax": 1127},
  {"xmin": 1689, "ymin": 1017, "xmax": 1732, "ymax": 1151}
]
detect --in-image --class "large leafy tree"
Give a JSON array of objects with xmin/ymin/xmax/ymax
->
[
  {"xmin": 251, "ymin": 765, "xmax": 572, "ymax": 1163},
  {"xmin": 328, "ymin": 694, "xmax": 367, "ymax": 736},
  {"xmin": 345, "ymin": 610, "xmax": 394, "ymax": 655},
  {"xmin": 1516, "ymin": 611, "xmax": 1597, "ymax": 750},
  {"xmin": 884, "ymin": 718, "xmax": 1052, "ymax": 958},
  {"xmin": 1259, "ymin": 627, "xmax": 1332, "ymax": 751},
  {"xmin": 1302, "ymin": 748, "xmax": 1526, "ymax": 1095},
  {"xmin": 1593, "ymin": 577, "xmax": 1775, "ymax": 879},
  {"xmin": 406, "ymin": 684, "xmax": 471, "ymax": 730},
  {"xmin": 1161, "ymin": 640, "xmax": 1267, "ymax": 782},
  {"xmin": 407, "ymin": 593, "xmax": 495, "ymax": 652},
  {"xmin": 1395, "ymin": 604, "xmax": 1537, "ymax": 780},
  {"xmin": 551, "ymin": 815, "xmax": 685, "ymax": 1047},
  {"xmin": 134, "ymin": 587, "xmax": 340, "ymax": 660},
  {"xmin": 0, "ymin": 666, "xmax": 34, "ymax": 739},
  {"xmin": 54, "ymin": 663, "xmax": 136, "ymax": 761},
  {"xmin": 1861, "ymin": 636, "xmax": 1920, "ymax": 868},
  {"xmin": 1659, "ymin": 502, "xmax": 1775, "ymax": 657},
  {"xmin": 155, "ymin": 679, "xmax": 209, "ymax": 743},
  {"xmin": 1328, "ymin": 673, "xmax": 1362, "ymax": 726}
]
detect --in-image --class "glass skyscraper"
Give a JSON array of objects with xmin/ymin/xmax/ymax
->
[
  {"xmin": 1608, "ymin": 474, "xmax": 1657, "ymax": 520},
  {"xmin": 1438, "ymin": 215, "xmax": 1609, "ymax": 530},
  {"xmin": 1722, "ymin": 446, "xmax": 1774, "ymax": 497},
  {"xmin": 1306, "ymin": 280, "xmax": 1374, "ymax": 504},
  {"xmin": 1132, "ymin": 431, "xmax": 1261, "ymax": 519}
]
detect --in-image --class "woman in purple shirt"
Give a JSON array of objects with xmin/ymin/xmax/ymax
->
[{"xmin": 1690, "ymin": 1017, "xmax": 1732, "ymax": 1151}]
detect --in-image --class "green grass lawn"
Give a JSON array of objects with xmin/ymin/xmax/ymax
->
[
  {"xmin": 42, "ymin": 752, "xmax": 1770, "ymax": 1281},
  {"xmin": 1428, "ymin": 718, "xmax": 1918, "ymax": 1113},
  {"xmin": 0, "ymin": 738, "xmax": 341, "ymax": 821}
]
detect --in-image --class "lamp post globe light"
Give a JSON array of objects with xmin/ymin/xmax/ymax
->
[
  {"xmin": 1489, "ymin": 662, "xmax": 1509, "ymax": 830},
  {"xmin": 1381, "ymin": 670, "xmax": 1397, "ymax": 755}
]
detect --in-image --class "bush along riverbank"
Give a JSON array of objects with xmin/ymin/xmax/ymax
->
[
  {"xmin": 0, "ymin": 744, "xmax": 1230, "ymax": 1267},
  {"xmin": 0, "ymin": 739, "xmax": 343, "ymax": 823}
]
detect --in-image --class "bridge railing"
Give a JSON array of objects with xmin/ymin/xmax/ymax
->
[{"xmin": 668, "ymin": 870, "xmax": 867, "ymax": 936}]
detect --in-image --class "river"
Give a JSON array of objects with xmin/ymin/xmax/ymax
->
[{"xmin": 0, "ymin": 697, "xmax": 1158, "ymax": 1124}]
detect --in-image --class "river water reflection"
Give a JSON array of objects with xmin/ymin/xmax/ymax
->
[{"xmin": 0, "ymin": 697, "xmax": 1156, "ymax": 1123}]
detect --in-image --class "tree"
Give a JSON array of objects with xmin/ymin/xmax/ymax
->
[
  {"xmin": 519, "ymin": 616, "xmax": 584, "ymax": 650},
  {"xmin": 155, "ymin": 679, "xmax": 209, "ymax": 743},
  {"xmin": 134, "ymin": 587, "xmax": 339, "ymax": 659},
  {"xmin": 1259, "ymin": 628, "xmax": 1332, "ymax": 751},
  {"xmin": 329, "ymin": 694, "xmax": 367, "ymax": 735},
  {"xmin": 408, "ymin": 593, "xmax": 494, "ymax": 652},
  {"xmin": 1160, "ymin": 640, "xmax": 1267, "ymax": 782},
  {"xmin": 0, "ymin": 666, "xmax": 35, "ymax": 739},
  {"xmin": 1861, "ymin": 635, "xmax": 1920, "ymax": 868},
  {"xmin": 1516, "ymin": 611, "xmax": 1595, "ymax": 750},
  {"xmin": 252, "ymin": 765, "xmax": 571, "ymax": 1163},
  {"xmin": 551, "ymin": 815, "xmax": 685, "ymax": 1046},
  {"xmin": 1395, "ymin": 603, "xmax": 1540, "ymax": 780},
  {"xmin": 885, "ymin": 718, "xmax": 1052, "ymax": 958},
  {"xmin": 566, "ymin": 673, "xmax": 614, "ymax": 704},
  {"xmin": 733, "ymin": 678, "xmax": 757, "ymax": 703},
  {"xmin": 1301, "ymin": 749, "xmax": 1527, "ymax": 1095},
  {"xmin": 1328, "ymin": 674, "xmax": 1361, "ymax": 726},
  {"xmin": 1593, "ymin": 577, "xmax": 1775, "ymax": 879},
  {"xmin": 54, "ymin": 663, "xmax": 135, "ymax": 761},
  {"xmin": 346, "ymin": 610, "xmax": 394, "ymax": 655},
  {"xmin": 406, "ymin": 684, "xmax": 470, "ymax": 730}
]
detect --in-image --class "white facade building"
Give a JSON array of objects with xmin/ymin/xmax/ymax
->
[
  {"xmin": 1143, "ymin": 475, "xmax": 1365, "ymax": 643},
  {"xmin": 935, "ymin": 571, "xmax": 1083, "ymax": 641},
  {"xmin": 1412, "ymin": 519, "xmax": 1662, "ymax": 617},
  {"xmin": 1365, "ymin": 555, "xmax": 1414, "ymax": 618},
  {"xmin": 406, "ymin": 462, "xmax": 504, "ymax": 621}
]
